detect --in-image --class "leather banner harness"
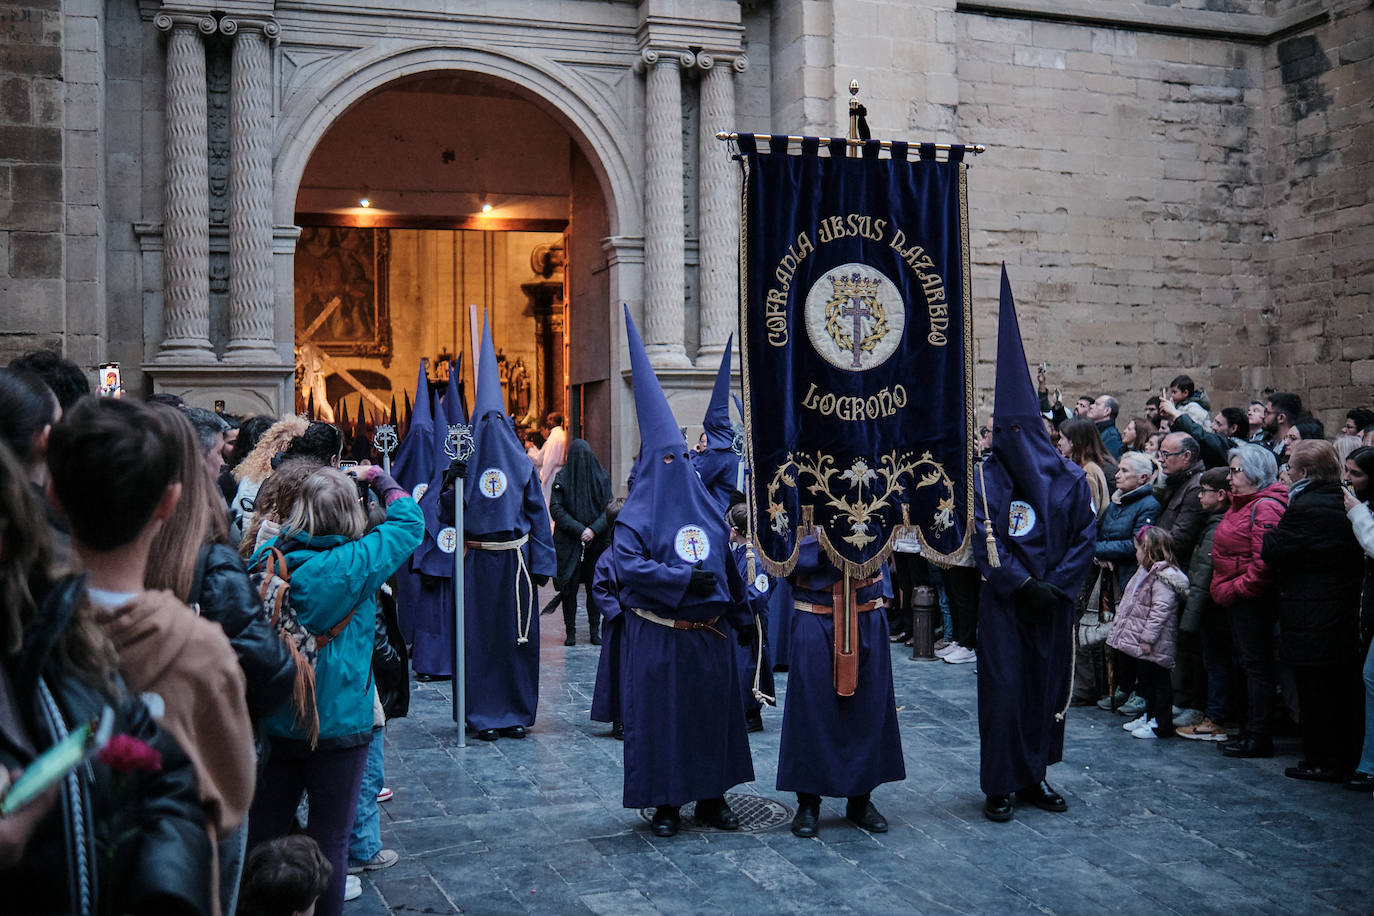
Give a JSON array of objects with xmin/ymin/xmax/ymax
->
[{"xmin": 794, "ymin": 571, "xmax": 882, "ymax": 697}]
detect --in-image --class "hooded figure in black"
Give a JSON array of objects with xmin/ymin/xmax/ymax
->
[
  {"xmin": 974, "ymin": 266, "xmax": 1097, "ymax": 823},
  {"xmin": 549, "ymin": 439, "xmax": 613, "ymax": 645}
]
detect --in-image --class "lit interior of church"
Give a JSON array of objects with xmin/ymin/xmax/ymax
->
[{"xmin": 291, "ymin": 72, "xmax": 611, "ymax": 448}]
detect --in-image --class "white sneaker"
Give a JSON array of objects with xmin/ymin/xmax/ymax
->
[
  {"xmin": 1172, "ymin": 708, "xmax": 1203, "ymax": 729},
  {"xmin": 345, "ymin": 875, "xmax": 362, "ymax": 901},
  {"xmin": 1130, "ymin": 718, "xmax": 1159, "ymax": 739},
  {"xmin": 934, "ymin": 641, "xmax": 961, "ymax": 658},
  {"xmin": 943, "ymin": 646, "xmax": 977, "ymax": 664},
  {"xmin": 1122, "ymin": 714, "xmax": 1148, "ymax": 732}
]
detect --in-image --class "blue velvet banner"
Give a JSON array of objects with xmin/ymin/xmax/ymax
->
[{"xmin": 737, "ymin": 135, "xmax": 974, "ymax": 577}]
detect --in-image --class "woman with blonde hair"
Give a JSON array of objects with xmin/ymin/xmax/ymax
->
[{"xmin": 246, "ymin": 464, "xmax": 422, "ymax": 916}]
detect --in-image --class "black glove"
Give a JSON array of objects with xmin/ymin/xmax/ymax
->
[
  {"xmin": 687, "ymin": 568, "xmax": 718, "ymax": 596},
  {"xmin": 532, "ymin": 574, "xmax": 550, "ymax": 587},
  {"xmin": 1014, "ymin": 577, "xmax": 1069, "ymax": 616},
  {"xmin": 441, "ymin": 458, "xmax": 468, "ymax": 490},
  {"xmin": 736, "ymin": 623, "xmax": 758, "ymax": 648}
]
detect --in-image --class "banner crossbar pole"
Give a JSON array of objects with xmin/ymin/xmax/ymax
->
[{"xmin": 714, "ymin": 131, "xmax": 986, "ymax": 155}]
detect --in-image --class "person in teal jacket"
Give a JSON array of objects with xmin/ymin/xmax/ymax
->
[{"xmin": 246, "ymin": 464, "xmax": 423, "ymax": 916}]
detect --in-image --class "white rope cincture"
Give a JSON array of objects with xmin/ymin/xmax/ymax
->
[
  {"xmin": 750, "ymin": 612, "xmax": 776, "ymax": 707},
  {"xmin": 467, "ymin": 535, "xmax": 534, "ymax": 645}
]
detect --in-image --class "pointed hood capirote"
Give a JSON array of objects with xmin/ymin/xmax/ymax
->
[
  {"xmin": 983, "ymin": 263, "xmax": 1086, "ymax": 580},
  {"xmin": 615, "ymin": 305, "xmax": 732, "ymax": 611},
  {"xmin": 391, "ymin": 359, "xmax": 434, "ymax": 492},
  {"xmin": 443, "ymin": 356, "xmax": 466, "ymax": 427},
  {"xmin": 702, "ymin": 336, "xmax": 736, "ymax": 450},
  {"xmin": 463, "ymin": 315, "xmax": 545, "ymax": 537}
]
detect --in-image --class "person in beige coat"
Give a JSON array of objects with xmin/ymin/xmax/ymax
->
[{"xmin": 1107, "ymin": 526, "xmax": 1189, "ymax": 739}]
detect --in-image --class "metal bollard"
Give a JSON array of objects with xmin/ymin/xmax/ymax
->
[{"xmin": 911, "ymin": 585, "xmax": 936, "ymax": 659}]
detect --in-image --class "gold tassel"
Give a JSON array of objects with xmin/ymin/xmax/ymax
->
[{"xmin": 977, "ymin": 459, "xmax": 1000, "ymax": 567}]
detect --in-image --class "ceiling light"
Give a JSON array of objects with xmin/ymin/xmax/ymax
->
[
  {"xmin": 359, "ymin": 196, "xmax": 372, "ymax": 208},
  {"xmin": 481, "ymin": 202, "xmax": 493, "ymax": 213}
]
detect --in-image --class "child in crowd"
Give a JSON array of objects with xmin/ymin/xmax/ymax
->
[
  {"xmin": 1177, "ymin": 467, "xmax": 1234, "ymax": 740},
  {"xmin": 237, "ymin": 835, "xmax": 331, "ymax": 916},
  {"xmin": 1108, "ymin": 526, "xmax": 1189, "ymax": 738}
]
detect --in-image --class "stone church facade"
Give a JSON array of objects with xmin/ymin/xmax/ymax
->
[{"xmin": 1, "ymin": 0, "xmax": 1370, "ymax": 471}]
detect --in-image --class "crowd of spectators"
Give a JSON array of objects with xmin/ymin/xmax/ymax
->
[
  {"xmin": 1033, "ymin": 373, "xmax": 1374, "ymax": 787},
  {"xmin": 0, "ymin": 349, "xmax": 418, "ymax": 915}
]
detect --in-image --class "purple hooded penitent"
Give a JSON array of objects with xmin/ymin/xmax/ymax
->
[
  {"xmin": 972, "ymin": 263, "xmax": 1097, "ymax": 798},
  {"xmin": 615, "ymin": 306, "xmax": 733, "ymax": 616},
  {"xmin": 691, "ymin": 336, "xmax": 741, "ymax": 516}
]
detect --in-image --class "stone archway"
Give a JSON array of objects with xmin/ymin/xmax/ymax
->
[{"xmin": 274, "ymin": 49, "xmax": 634, "ymax": 464}]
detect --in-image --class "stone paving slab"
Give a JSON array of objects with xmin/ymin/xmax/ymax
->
[{"xmin": 352, "ymin": 597, "xmax": 1374, "ymax": 914}]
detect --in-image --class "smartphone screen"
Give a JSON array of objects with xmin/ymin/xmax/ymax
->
[
  {"xmin": 0, "ymin": 708, "xmax": 113, "ymax": 815},
  {"xmin": 98, "ymin": 363, "xmax": 121, "ymax": 397}
]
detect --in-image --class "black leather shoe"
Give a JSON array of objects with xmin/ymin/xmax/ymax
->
[
  {"xmin": 498, "ymin": 725, "xmax": 526, "ymax": 739},
  {"xmin": 651, "ymin": 805, "xmax": 680, "ymax": 837},
  {"xmin": 1285, "ymin": 761, "xmax": 1343, "ymax": 783},
  {"xmin": 1016, "ymin": 780, "xmax": 1068, "ymax": 813},
  {"xmin": 1344, "ymin": 771, "xmax": 1374, "ymax": 791},
  {"xmin": 845, "ymin": 797, "xmax": 888, "ymax": 833},
  {"xmin": 476, "ymin": 728, "xmax": 500, "ymax": 741},
  {"xmin": 745, "ymin": 710, "xmax": 764, "ymax": 733},
  {"xmin": 694, "ymin": 797, "xmax": 740, "ymax": 831},
  {"xmin": 590, "ymin": 632, "xmax": 602, "ymax": 646},
  {"xmin": 415, "ymin": 672, "xmax": 451, "ymax": 682},
  {"xmin": 791, "ymin": 799, "xmax": 820, "ymax": 838},
  {"xmin": 564, "ymin": 635, "xmax": 576, "ymax": 646},
  {"xmin": 611, "ymin": 720, "xmax": 624, "ymax": 740},
  {"xmin": 983, "ymin": 794, "xmax": 1014, "ymax": 822},
  {"xmin": 1220, "ymin": 734, "xmax": 1273, "ymax": 758}
]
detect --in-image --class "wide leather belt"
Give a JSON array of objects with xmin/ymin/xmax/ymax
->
[
  {"xmin": 631, "ymin": 607, "xmax": 725, "ymax": 639},
  {"xmin": 796, "ymin": 574, "xmax": 882, "ymax": 698}
]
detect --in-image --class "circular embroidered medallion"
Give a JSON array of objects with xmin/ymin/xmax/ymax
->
[
  {"xmin": 478, "ymin": 468, "xmax": 508, "ymax": 499},
  {"xmin": 753, "ymin": 573, "xmax": 770, "ymax": 593},
  {"xmin": 437, "ymin": 527, "xmax": 458, "ymax": 554},
  {"xmin": 411, "ymin": 482, "xmax": 429, "ymax": 502},
  {"xmin": 804, "ymin": 262, "xmax": 906, "ymax": 373},
  {"xmin": 674, "ymin": 524, "xmax": 711, "ymax": 564},
  {"xmin": 1008, "ymin": 500, "xmax": 1037, "ymax": 537}
]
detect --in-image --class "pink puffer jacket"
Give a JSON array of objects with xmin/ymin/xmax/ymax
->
[{"xmin": 1107, "ymin": 560, "xmax": 1189, "ymax": 668}]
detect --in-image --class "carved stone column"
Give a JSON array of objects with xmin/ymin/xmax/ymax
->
[
  {"xmin": 641, "ymin": 48, "xmax": 693, "ymax": 368},
  {"xmin": 223, "ymin": 16, "xmax": 279, "ymax": 359},
  {"xmin": 154, "ymin": 13, "xmax": 216, "ymax": 360},
  {"xmin": 696, "ymin": 53, "xmax": 747, "ymax": 364}
]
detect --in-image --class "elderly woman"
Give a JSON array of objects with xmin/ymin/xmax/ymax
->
[
  {"xmin": 1095, "ymin": 451, "xmax": 1161, "ymax": 592},
  {"xmin": 1211, "ymin": 443, "xmax": 1288, "ymax": 759},
  {"xmin": 1261, "ymin": 440, "xmax": 1364, "ymax": 781}
]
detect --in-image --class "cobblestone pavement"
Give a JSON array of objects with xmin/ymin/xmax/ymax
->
[{"xmin": 350, "ymin": 596, "xmax": 1374, "ymax": 915}]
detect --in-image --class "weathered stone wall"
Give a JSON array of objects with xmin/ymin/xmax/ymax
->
[
  {"xmin": 1261, "ymin": 0, "xmax": 1374, "ymax": 428},
  {"xmin": 951, "ymin": 10, "xmax": 1272, "ymax": 419},
  {"xmin": 0, "ymin": 0, "xmax": 105, "ymax": 369}
]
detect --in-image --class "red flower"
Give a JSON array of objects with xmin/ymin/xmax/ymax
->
[{"xmin": 96, "ymin": 734, "xmax": 162, "ymax": 775}]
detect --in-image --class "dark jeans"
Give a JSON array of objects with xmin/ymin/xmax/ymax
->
[
  {"xmin": 1292, "ymin": 661, "xmax": 1364, "ymax": 771},
  {"xmin": 1200, "ymin": 603, "xmax": 1239, "ymax": 723},
  {"xmin": 889, "ymin": 552, "xmax": 932, "ymax": 636},
  {"xmin": 943, "ymin": 565, "xmax": 980, "ymax": 650},
  {"xmin": 1137, "ymin": 659, "xmax": 1175, "ymax": 736},
  {"xmin": 248, "ymin": 742, "xmax": 370, "ymax": 916},
  {"xmin": 561, "ymin": 560, "xmax": 598, "ymax": 638},
  {"xmin": 1229, "ymin": 597, "xmax": 1277, "ymax": 737}
]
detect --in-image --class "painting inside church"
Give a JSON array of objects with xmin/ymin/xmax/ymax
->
[
  {"xmin": 293, "ymin": 227, "xmax": 566, "ymax": 430},
  {"xmin": 293, "ymin": 225, "xmax": 392, "ymax": 361}
]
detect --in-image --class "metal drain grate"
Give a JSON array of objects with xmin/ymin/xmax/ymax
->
[{"xmin": 638, "ymin": 792, "xmax": 793, "ymax": 833}]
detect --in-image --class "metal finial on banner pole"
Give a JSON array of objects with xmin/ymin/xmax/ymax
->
[{"xmin": 847, "ymin": 80, "xmax": 867, "ymax": 157}]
